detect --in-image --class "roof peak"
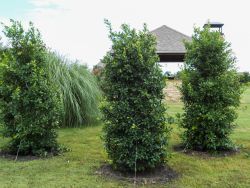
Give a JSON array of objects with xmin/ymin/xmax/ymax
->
[
  {"xmin": 150, "ymin": 24, "xmax": 191, "ymax": 54},
  {"xmin": 151, "ymin": 25, "xmax": 191, "ymax": 39}
]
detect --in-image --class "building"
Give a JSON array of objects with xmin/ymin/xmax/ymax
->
[
  {"xmin": 151, "ymin": 25, "xmax": 191, "ymax": 63},
  {"xmin": 93, "ymin": 25, "xmax": 191, "ymax": 74}
]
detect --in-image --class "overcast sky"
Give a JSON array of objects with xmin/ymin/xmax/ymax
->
[{"xmin": 0, "ymin": 0, "xmax": 249, "ymax": 72}]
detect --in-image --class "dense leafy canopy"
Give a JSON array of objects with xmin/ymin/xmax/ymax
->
[
  {"xmin": 102, "ymin": 21, "xmax": 170, "ymax": 172},
  {"xmin": 180, "ymin": 27, "xmax": 242, "ymax": 151},
  {"xmin": 0, "ymin": 20, "xmax": 61, "ymax": 156}
]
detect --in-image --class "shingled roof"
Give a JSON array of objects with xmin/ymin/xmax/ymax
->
[{"xmin": 151, "ymin": 25, "xmax": 191, "ymax": 54}]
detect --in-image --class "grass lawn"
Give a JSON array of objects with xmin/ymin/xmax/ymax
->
[{"xmin": 0, "ymin": 86, "xmax": 250, "ymax": 188}]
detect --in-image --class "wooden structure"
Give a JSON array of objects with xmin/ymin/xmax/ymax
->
[
  {"xmin": 151, "ymin": 25, "xmax": 191, "ymax": 62},
  {"xmin": 203, "ymin": 22, "xmax": 224, "ymax": 35}
]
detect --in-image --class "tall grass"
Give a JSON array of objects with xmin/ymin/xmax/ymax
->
[{"xmin": 46, "ymin": 52, "xmax": 101, "ymax": 127}]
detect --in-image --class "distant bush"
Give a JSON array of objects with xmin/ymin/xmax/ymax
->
[
  {"xmin": 174, "ymin": 70, "xmax": 184, "ymax": 80},
  {"xmin": 180, "ymin": 26, "xmax": 242, "ymax": 151},
  {"xmin": 92, "ymin": 63, "xmax": 104, "ymax": 79},
  {"xmin": 0, "ymin": 39, "xmax": 6, "ymax": 62},
  {"xmin": 92, "ymin": 62, "xmax": 105, "ymax": 90},
  {"xmin": 0, "ymin": 20, "xmax": 61, "ymax": 156},
  {"xmin": 239, "ymin": 72, "xmax": 250, "ymax": 83},
  {"xmin": 102, "ymin": 21, "xmax": 170, "ymax": 172},
  {"xmin": 47, "ymin": 53, "xmax": 101, "ymax": 127}
]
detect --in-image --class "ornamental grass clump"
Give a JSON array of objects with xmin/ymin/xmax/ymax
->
[
  {"xmin": 102, "ymin": 20, "xmax": 170, "ymax": 172},
  {"xmin": 46, "ymin": 53, "xmax": 101, "ymax": 127},
  {"xmin": 0, "ymin": 20, "xmax": 61, "ymax": 156},
  {"xmin": 180, "ymin": 26, "xmax": 242, "ymax": 151}
]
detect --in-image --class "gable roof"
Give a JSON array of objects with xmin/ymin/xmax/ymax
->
[{"xmin": 151, "ymin": 25, "xmax": 191, "ymax": 54}]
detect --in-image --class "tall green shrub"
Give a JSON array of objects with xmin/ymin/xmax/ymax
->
[
  {"xmin": 46, "ymin": 53, "xmax": 101, "ymax": 127},
  {"xmin": 102, "ymin": 21, "xmax": 169, "ymax": 172},
  {"xmin": 0, "ymin": 20, "xmax": 61, "ymax": 156},
  {"xmin": 180, "ymin": 26, "xmax": 242, "ymax": 151}
]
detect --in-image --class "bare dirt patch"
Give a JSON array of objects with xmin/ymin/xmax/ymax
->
[{"xmin": 95, "ymin": 164, "xmax": 179, "ymax": 185}]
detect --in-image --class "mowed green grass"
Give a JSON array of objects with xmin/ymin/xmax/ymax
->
[{"xmin": 0, "ymin": 87, "xmax": 250, "ymax": 188}]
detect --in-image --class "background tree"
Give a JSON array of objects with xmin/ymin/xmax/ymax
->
[
  {"xmin": 101, "ymin": 21, "xmax": 170, "ymax": 172},
  {"xmin": 0, "ymin": 20, "xmax": 61, "ymax": 156},
  {"xmin": 0, "ymin": 36, "xmax": 6, "ymax": 60},
  {"xmin": 180, "ymin": 26, "xmax": 242, "ymax": 151},
  {"xmin": 239, "ymin": 71, "xmax": 250, "ymax": 83}
]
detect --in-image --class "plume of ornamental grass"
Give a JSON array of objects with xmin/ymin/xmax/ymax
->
[{"xmin": 46, "ymin": 52, "xmax": 102, "ymax": 127}]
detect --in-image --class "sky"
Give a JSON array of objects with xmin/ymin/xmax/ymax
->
[{"xmin": 0, "ymin": 0, "xmax": 249, "ymax": 73}]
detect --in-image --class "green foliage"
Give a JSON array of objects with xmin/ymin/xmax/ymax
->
[
  {"xmin": 0, "ymin": 38, "xmax": 5, "ymax": 62},
  {"xmin": 239, "ymin": 72, "xmax": 250, "ymax": 83},
  {"xmin": 46, "ymin": 52, "xmax": 101, "ymax": 127},
  {"xmin": 101, "ymin": 21, "xmax": 170, "ymax": 172},
  {"xmin": 0, "ymin": 20, "xmax": 61, "ymax": 156},
  {"xmin": 175, "ymin": 70, "xmax": 185, "ymax": 80},
  {"xmin": 180, "ymin": 26, "xmax": 242, "ymax": 151}
]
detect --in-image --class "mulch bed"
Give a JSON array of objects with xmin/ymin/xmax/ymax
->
[
  {"xmin": 95, "ymin": 164, "xmax": 179, "ymax": 185},
  {"xmin": 0, "ymin": 149, "xmax": 56, "ymax": 161},
  {"xmin": 173, "ymin": 144, "xmax": 240, "ymax": 158},
  {"xmin": 0, "ymin": 150, "xmax": 39, "ymax": 161}
]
